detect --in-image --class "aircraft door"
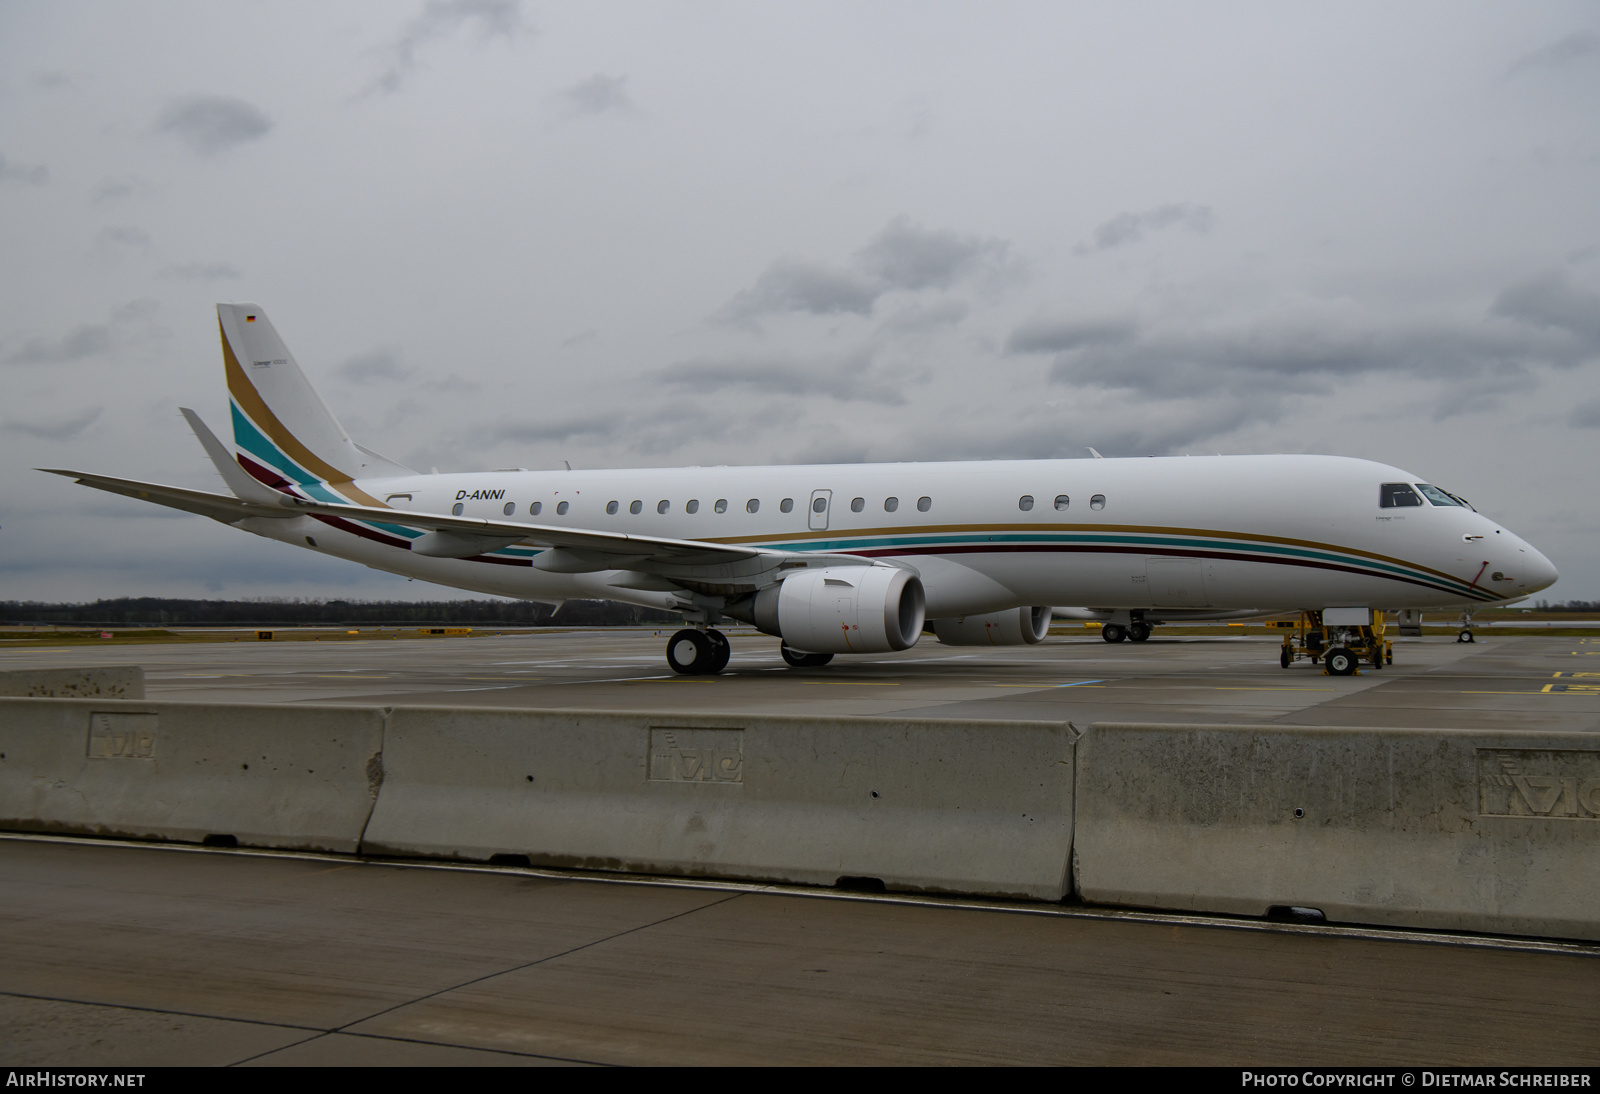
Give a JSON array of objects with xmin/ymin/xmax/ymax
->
[{"xmin": 808, "ymin": 489, "xmax": 832, "ymax": 531}]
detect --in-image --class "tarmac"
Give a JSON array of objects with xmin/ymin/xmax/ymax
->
[{"xmin": 3, "ymin": 630, "xmax": 1599, "ymax": 1065}]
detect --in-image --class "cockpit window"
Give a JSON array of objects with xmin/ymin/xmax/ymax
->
[
  {"xmin": 1380, "ymin": 483, "xmax": 1423, "ymax": 508},
  {"xmin": 1416, "ymin": 484, "xmax": 1466, "ymax": 508}
]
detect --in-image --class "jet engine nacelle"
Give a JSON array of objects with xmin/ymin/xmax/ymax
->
[
  {"xmin": 931, "ymin": 606, "xmax": 1053, "ymax": 646},
  {"xmin": 748, "ymin": 566, "xmax": 926, "ymax": 654}
]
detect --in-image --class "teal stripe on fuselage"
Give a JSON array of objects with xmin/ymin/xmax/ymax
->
[{"xmin": 753, "ymin": 530, "xmax": 1479, "ymax": 596}]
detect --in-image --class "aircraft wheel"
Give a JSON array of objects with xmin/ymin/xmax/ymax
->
[
  {"xmin": 1128, "ymin": 622, "xmax": 1151, "ymax": 642},
  {"xmin": 1457, "ymin": 629, "xmax": 1475, "ymax": 643},
  {"xmin": 780, "ymin": 644, "xmax": 834, "ymax": 668},
  {"xmin": 1101, "ymin": 623, "xmax": 1127, "ymax": 643},
  {"xmin": 706, "ymin": 629, "xmax": 731, "ymax": 673},
  {"xmin": 1325, "ymin": 647, "xmax": 1357, "ymax": 676},
  {"xmin": 666, "ymin": 628, "xmax": 717, "ymax": 675},
  {"xmin": 1280, "ymin": 646, "xmax": 1292, "ymax": 669}
]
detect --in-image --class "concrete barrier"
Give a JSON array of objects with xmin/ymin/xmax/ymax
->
[
  {"xmin": 0, "ymin": 667, "xmax": 144, "ymax": 699},
  {"xmin": 1073, "ymin": 723, "xmax": 1600, "ymax": 941},
  {"xmin": 0, "ymin": 698, "xmax": 383, "ymax": 852},
  {"xmin": 360, "ymin": 708, "xmax": 1076, "ymax": 900}
]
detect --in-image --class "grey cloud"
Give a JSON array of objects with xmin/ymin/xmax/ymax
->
[
  {"xmin": 337, "ymin": 348, "xmax": 410, "ymax": 382},
  {"xmin": 1041, "ymin": 310, "xmax": 1582, "ymax": 424},
  {"xmin": 0, "ymin": 152, "xmax": 48, "ymax": 185},
  {"xmin": 1492, "ymin": 270, "xmax": 1600, "ymax": 346},
  {"xmin": 31, "ymin": 71, "xmax": 71, "ymax": 89},
  {"xmin": 660, "ymin": 354, "xmax": 904, "ymax": 404},
  {"xmin": 158, "ymin": 262, "xmax": 240, "ymax": 281},
  {"xmin": 560, "ymin": 74, "xmax": 632, "ymax": 116},
  {"xmin": 5, "ymin": 300, "xmax": 160, "ymax": 365},
  {"xmin": 854, "ymin": 216, "xmax": 1007, "ymax": 291},
  {"xmin": 157, "ymin": 95, "xmax": 273, "ymax": 155},
  {"xmin": 5, "ymin": 407, "xmax": 102, "ymax": 441},
  {"xmin": 369, "ymin": 0, "xmax": 524, "ymax": 95},
  {"xmin": 486, "ymin": 414, "xmax": 618, "ymax": 444},
  {"xmin": 876, "ymin": 300, "xmax": 969, "ymax": 336},
  {"xmin": 1507, "ymin": 32, "xmax": 1600, "ymax": 77},
  {"xmin": 1571, "ymin": 397, "xmax": 1600, "ymax": 429},
  {"xmin": 93, "ymin": 176, "xmax": 147, "ymax": 202},
  {"xmin": 719, "ymin": 218, "xmax": 1010, "ymax": 322},
  {"xmin": 1080, "ymin": 203, "xmax": 1214, "ymax": 253},
  {"xmin": 718, "ymin": 260, "xmax": 880, "ymax": 321},
  {"xmin": 1005, "ymin": 317, "xmax": 1138, "ymax": 354},
  {"xmin": 94, "ymin": 226, "xmax": 149, "ymax": 254}
]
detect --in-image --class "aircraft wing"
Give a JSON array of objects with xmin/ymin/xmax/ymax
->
[{"xmin": 40, "ymin": 468, "xmax": 871, "ymax": 574}]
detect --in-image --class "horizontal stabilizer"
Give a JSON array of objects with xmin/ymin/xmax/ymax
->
[{"xmin": 38, "ymin": 468, "xmax": 307, "ymax": 524}]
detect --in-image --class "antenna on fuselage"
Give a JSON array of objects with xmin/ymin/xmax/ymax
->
[
  {"xmin": 1086, "ymin": 447, "xmax": 1103, "ymax": 459},
  {"xmin": 563, "ymin": 460, "xmax": 572, "ymax": 471}
]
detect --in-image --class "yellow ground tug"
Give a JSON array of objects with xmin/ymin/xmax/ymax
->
[{"xmin": 1276, "ymin": 608, "xmax": 1391, "ymax": 676}]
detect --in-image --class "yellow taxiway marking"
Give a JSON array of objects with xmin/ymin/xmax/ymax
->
[
  {"xmin": 314, "ymin": 675, "xmax": 390, "ymax": 679},
  {"xmin": 1214, "ymin": 687, "xmax": 1334, "ymax": 692},
  {"xmin": 816, "ymin": 681, "xmax": 901, "ymax": 686}
]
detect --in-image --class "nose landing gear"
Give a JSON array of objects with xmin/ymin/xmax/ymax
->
[{"xmin": 666, "ymin": 628, "xmax": 731, "ymax": 675}]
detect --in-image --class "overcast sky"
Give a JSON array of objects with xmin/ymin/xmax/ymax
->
[{"xmin": 2, "ymin": 1, "xmax": 1598, "ymax": 603}]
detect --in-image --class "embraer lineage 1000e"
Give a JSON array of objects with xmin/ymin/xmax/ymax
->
[{"xmin": 46, "ymin": 304, "xmax": 1558, "ymax": 675}]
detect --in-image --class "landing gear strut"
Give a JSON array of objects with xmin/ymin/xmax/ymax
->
[{"xmin": 666, "ymin": 628, "xmax": 731, "ymax": 675}]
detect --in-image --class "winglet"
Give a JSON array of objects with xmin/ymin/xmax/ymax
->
[{"xmin": 180, "ymin": 407, "xmax": 294, "ymax": 506}]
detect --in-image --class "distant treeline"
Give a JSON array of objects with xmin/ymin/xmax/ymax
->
[
  {"xmin": 1531, "ymin": 601, "xmax": 1599, "ymax": 612},
  {"xmin": 0, "ymin": 598, "xmax": 680, "ymax": 627}
]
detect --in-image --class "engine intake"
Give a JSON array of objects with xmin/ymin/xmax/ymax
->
[
  {"xmin": 931, "ymin": 606, "xmax": 1052, "ymax": 646},
  {"xmin": 740, "ymin": 567, "xmax": 925, "ymax": 654}
]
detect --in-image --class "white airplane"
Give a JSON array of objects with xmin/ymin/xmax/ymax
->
[{"xmin": 44, "ymin": 303, "xmax": 1558, "ymax": 676}]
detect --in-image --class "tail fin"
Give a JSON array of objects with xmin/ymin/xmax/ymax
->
[{"xmin": 217, "ymin": 303, "xmax": 367, "ymax": 495}]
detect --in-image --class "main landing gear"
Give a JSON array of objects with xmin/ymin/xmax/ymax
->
[
  {"xmin": 665, "ymin": 628, "xmax": 731, "ymax": 676},
  {"xmin": 664, "ymin": 629, "xmax": 836, "ymax": 675},
  {"xmin": 780, "ymin": 645, "xmax": 833, "ymax": 668},
  {"xmin": 1101, "ymin": 621, "xmax": 1152, "ymax": 643}
]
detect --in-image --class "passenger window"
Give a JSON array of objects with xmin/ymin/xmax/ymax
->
[
  {"xmin": 746, "ymin": 498, "xmax": 760, "ymax": 513},
  {"xmin": 850, "ymin": 497, "xmax": 864, "ymax": 513},
  {"xmin": 1090, "ymin": 494, "xmax": 1105, "ymax": 511},
  {"xmin": 884, "ymin": 497, "xmax": 899, "ymax": 513},
  {"xmin": 556, "ymin": 501, "xmax": 569, "ymax": 515},
  {"xmin": 502, "ymin": 502, "xmax": 515, "ymax": 517},
  {"xmin": 813, "ymin": 497, "xmax": 827, "ymax": 513},
  {"xmin": 630, "ymin": 500, "xmax": 643, "ymax": 515},
  {"xmin": 715, "ymin": 499, "xmax": 728, "ymax": 513},
  {"xmin": 529, "ymin": 501, "xmax": 541, "ymax": 516},
  {"xmin": 1019, "ymin": 495, "xmax": 1034, "ymax": 511},
  {"xmin": 1380, "ymin": 483, "xmax": 1424, "ymax": 508},
  {"xmin": 686, "ymin": 499, "xmax": 699, "ymax": 514},
  {"xmin": 606, "ymin": 500, "xmax": 618, "ymax": 515},
  {"xmin": 451, "ymin": 502, "xmax": 464, "ymax": 516},
  {"xmin": 780, "ymin": 498, "xmax": 794, "ymax": 513},
  {"xmin": 1055, "ymin": 495, "xmax": 1069, "ymax": 511},
  {"xmin": 657, "ymin": 500, "xmax": 670, "ymax": 514},
  {"xmin": 1416, "ymin": 484, "xmax": 1464, "ymax": 507},
  {"xmin": 917, "ymin": 496, "xmax": 931, "ymax": 512}
]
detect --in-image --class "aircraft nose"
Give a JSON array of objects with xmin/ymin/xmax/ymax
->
[{"xmin": 1522, "ymin": 546, "xmax": 1559, "ymax": 594}]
